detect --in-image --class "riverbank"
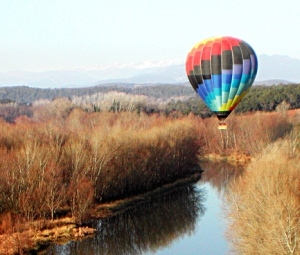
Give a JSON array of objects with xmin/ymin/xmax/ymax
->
[
  {"xmin": 0, "ymin": 171, "xmax": 202, "ymax": 255},
  {"xmin": 199, "ymin": 151, "xmax": 252, "ymax": 164}
]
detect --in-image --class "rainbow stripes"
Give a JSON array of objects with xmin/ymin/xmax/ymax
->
[{"xmin": 186, "ymin": 36, "xmax": 258, "ymax": 120}]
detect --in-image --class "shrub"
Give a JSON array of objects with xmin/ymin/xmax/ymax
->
[{"xmin": 226, "ymin": 137, "xmax": 300, "ymax": 255}]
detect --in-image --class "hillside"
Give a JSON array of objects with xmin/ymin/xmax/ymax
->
[{"xmin": 0, "ymin": 84, "xmax": 194, "ymax": 104}]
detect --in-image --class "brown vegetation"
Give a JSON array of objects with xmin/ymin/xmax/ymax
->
[
  {"xmin": 199, "ymin": 109, "xmax": 295, "ymax": 157},
  {"xmin": 0, "ymin": 98, "xmax": 298, "ymax": 254},
  {"xmin": 0, "ymin": 107, "xmax": 203, "ymax": 253},
  {"xmin": 225, "ymin": 125, "xmax": 300, "ymax": 255},
  {"xmin": 0, "ymin": 111, "xmax": 201, "ymax": 212}
]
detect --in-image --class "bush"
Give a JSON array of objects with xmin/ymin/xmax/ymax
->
[{"xmin": 226, "ymin": 136, "xmax": 300, "ymax": 255}]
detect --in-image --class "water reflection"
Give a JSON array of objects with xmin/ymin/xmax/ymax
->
[
  {"xmin": 45, "ymin": 184, "xmax": 206, "ymax": 255},
  {"xmin": 199, "ymin": 161, "xmax": 244, "ymax": 193}
]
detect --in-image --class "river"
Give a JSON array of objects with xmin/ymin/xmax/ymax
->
[{"xmin": 43, "ymin": 161, "xmax": 244, "ymax": 255}]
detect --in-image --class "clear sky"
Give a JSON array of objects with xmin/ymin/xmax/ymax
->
[{"xmin": 0, "ymin": 0, "xmax": 299, "ymax": 72}]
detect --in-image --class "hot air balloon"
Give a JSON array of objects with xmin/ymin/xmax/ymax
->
[{"xmin": 186, "ymin": 36, "xmax": 258, "ymax": 129}]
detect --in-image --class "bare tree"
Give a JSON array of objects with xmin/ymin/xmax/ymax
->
[{"xmin": 42, "ymin": 163, "xmax": 66, "ymax": 221}]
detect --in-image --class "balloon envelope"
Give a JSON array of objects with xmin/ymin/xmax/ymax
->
[{"xmin": 186, "ymin": 36, "xmax": 258, "ymax": 121}]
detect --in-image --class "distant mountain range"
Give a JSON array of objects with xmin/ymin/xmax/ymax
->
[{"xmin": 0, "ymin": 55, "xmax": 299, "ymax": 88}]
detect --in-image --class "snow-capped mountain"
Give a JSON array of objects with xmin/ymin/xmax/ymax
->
[
  {"xmin": 0, "ymin": 60, "xmax": 185, "ymax": 88},
  {"xmin": 0, "ymin": 55, "xmax": 299, "ymax": 88}
]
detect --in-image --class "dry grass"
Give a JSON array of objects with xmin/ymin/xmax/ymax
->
[
  {"xmin": 0, "ymin": 216, "xmax": 96, "ymax": 254},
  {"xmin": 226, "ymin": 133, "xmax": 300, "ymax": 255}
]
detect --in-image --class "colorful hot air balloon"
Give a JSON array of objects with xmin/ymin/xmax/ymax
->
[{"xmin": 186, "ymin": 36, "xmax": 258, "ymax": 129}]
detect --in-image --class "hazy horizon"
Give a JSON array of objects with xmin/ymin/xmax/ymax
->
[{"xmin": 1, "ymin": 0, "xmax": 300, "ymax": 72}]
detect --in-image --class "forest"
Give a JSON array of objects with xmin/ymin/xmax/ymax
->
[
  {"xmin": 0, "ymin": 82, "xmax": 299, "ymax": 254},
  {"xmin": 0, "ymin": 83, "xmax": 300, "ymax": 123}
]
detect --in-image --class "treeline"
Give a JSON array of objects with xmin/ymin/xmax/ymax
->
[
  {"xmin": 235, "ymin": 84, "xmax": 300, "ymax": 112},
  {"xmin": 0, "ymin": 84, "xmax": 194, "ymax": 104},
  {"xmin": 131, "ymin": 84, "xmax": 194, "ymax": 99},
  {"xmin": 4, "ymin": 83, "xmax": 300, "ymax": 107},
  {"xmin": 1, "ymin": 83, "xmax": 300, "ymax": 123}
]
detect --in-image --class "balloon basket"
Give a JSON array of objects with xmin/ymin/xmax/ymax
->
[{"xmin": 218, "ymin": 123, "xmax": 227, "ymax": 130}]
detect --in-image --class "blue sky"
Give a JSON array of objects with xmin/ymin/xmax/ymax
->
[{"xmin": 0, "ymin": 0, "xmax": 299, "ymax": 71}]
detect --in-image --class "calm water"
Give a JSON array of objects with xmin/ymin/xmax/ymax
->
[{"xmin": 43, "ymin": 162, "xmax": 244, "ymax": 255}]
